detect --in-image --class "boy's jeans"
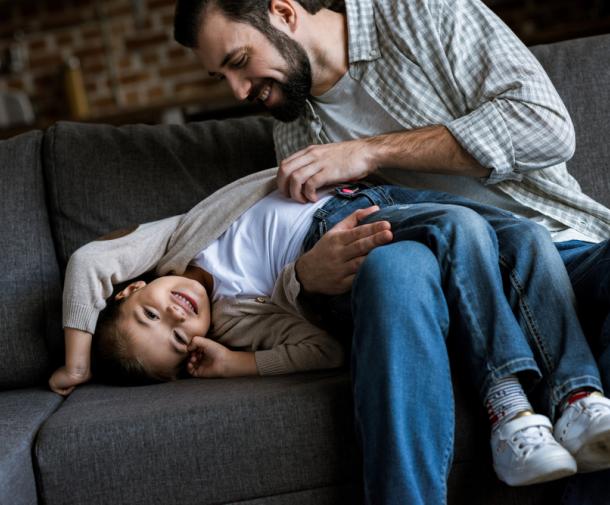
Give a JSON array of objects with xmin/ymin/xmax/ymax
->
[{"xmin": 302, "ymin": 184, "xmax": 602, "ymax": 505}]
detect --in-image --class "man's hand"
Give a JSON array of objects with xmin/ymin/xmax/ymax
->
[
  {"xmin": 296, "ymin": 206, "xmax": 392, "ymax": 295},
  {"xmin": 48, "ymin": 366, "xmax": 92, "ymax": 396},
  {"xmin": 278, "ymin": 139, "xmax": 377, "ymax": 203},
  {"xmin": 187, "ymin": 337, "xmax": 257, "ymax": 378}
]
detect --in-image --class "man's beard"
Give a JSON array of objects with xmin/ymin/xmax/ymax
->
[{"xmin": 262, "ymin": 27, "xmax": 312, "ymax": 123}]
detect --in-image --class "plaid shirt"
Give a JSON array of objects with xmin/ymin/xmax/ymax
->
[{"xmin": 273, "ymin": 0, "xmax": 610, "ymax": 241}]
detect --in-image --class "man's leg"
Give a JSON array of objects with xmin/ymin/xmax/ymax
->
[
  {"xmin": 556, "ymin": 240, "xmax": 610, "ymax": 390},
  {"xmin": 351, "ymin": 241, "xmax": 453, "ymax": 505},
  {"xmin": 554, "ymin": 240, "xmax": 610, "ymax": 505}
]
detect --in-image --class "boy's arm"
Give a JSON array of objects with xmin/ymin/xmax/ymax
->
[
  {"xmin": 53, "ymin": 216, "xmax": 182, "ymax": 395},
  {"xmin": 49, "ymin": 328, "xmax": 93, "ymax": 395}
]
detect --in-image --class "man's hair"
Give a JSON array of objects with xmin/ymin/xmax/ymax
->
[
  {"xmin": 91, "ymin": 294, "xmax": 162, "ymax": 386},
  {"xmin": 174, "ymin": 0, "xmax": 345, "ymax": 48}
]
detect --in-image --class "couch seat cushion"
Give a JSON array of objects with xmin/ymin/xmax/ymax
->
[
  {"xmin": 0, "ymin": 388, "xmax": 62, "ymax": 505},
  {"xmin": 35, "ymin": 372, "xmax": 356, "ymax": 505}
]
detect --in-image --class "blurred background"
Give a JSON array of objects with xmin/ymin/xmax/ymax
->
[{"xmin": 0, "ymin": 0, "xmax": 609, "ymax": 139}]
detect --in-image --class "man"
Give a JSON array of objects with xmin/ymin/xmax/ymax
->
[{"xmin": 173, "ymin": 0, "xmax": 610, "ymax": 503}]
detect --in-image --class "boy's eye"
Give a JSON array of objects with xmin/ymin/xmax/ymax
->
[
  {"xmin": 174, "ymin": 331, "xmax": 187, "ymax": 346},
  {"xmin": 144, "ymin": 309, "xmax": 158, "ymax": 320}
]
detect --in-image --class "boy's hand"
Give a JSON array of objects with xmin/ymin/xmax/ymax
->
[
  {"xmin": 187, "ymin": 336, "xmax": 231, "ymax": 378},
  {"xmin": 295, "ymin": 206, "xmax": 392, "ymax": 295},
  {"xmin": 187, "ymin": 337, "xmax": 258, "ymax": 378},
  {"xmin": 49, "ymin": 366, "xmax": 92, "ymax": 396}
]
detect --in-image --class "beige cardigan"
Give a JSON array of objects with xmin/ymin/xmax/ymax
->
[{"xmin": 63, "ymin": 168, "xmax": 343, "ymax": 375}]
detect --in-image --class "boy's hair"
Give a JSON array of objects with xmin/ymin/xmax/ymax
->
[
  {"xmin": 91, "ymin": 294, "xmax": 162, "ymax": 386},
  {"xmin": 174, "ymin": 0, "xmax": 345, "ymax": 48}
]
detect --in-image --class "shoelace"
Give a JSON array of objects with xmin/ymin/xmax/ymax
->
[{"xmin": 512, "ymin": 425, "xmax": 555, "ymax": 458}]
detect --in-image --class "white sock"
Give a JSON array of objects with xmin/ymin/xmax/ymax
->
[{"xmin": 485, "ymin": 376, "xmax": 533, "ymax": 430}]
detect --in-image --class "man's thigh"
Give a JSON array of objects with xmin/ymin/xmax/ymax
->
[{"xmin": 556, "ymin": 239, "xmax": 610, "ymax": 351}]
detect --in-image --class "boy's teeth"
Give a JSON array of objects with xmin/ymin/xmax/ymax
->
[{"xmin": 175, "ymin": 293, "xmax": 194, "ymax": 312}]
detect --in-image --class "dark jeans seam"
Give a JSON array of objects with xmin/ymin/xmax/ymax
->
[{"xmin": 499, "ymin": 254, "xmax": 554, "ymax": 373}]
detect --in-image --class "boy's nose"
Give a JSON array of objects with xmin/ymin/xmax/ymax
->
[{"xmin": 167, "ymin": 304, "xmax": 186, "ymax": 322}]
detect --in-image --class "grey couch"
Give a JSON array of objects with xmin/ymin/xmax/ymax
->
[{"xmin": 1, "ymin": 33, "xmax": 609, "ymax": 505}]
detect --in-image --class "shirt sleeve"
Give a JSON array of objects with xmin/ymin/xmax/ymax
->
[
  {"xmin": 62, "ymin": 215, "xmax": 181, "ymax": 333},
  {"xmin": 435, "ymin": 0, "xmax": 576, "ymax": 183}
]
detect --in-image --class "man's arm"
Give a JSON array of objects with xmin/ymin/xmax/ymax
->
[
  {"xmin": 278, "ymin": 125, "xmax": 488, "ymax": 203},
  {"xmin": 277, "ymin": 0, "xmax": 575, "ymax": 203}
]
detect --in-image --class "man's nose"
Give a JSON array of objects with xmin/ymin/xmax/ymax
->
[
  {"xmin": 167, "ymin": 304, "xmax": 186, "ymax": 323},
  {"xmin": 226, "ymin": 73, "xmax": 250, "ymax": 101}
]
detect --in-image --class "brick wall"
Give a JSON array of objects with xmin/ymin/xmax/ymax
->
[
  {"xmin": 0, "ymin": 0, "xmax": 224, "ymax": 124},
  {"xmin": 0, "ymin": 0, "xmax": 609, "ymax": 126}
]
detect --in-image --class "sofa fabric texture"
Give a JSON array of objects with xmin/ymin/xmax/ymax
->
[
  {"xmin": 1, "ymin": 34, "xmax": 609, "ymax": 505},
  {"xmin": 0, "ymin": 131, "xmax": 63, "ymax": 389}
]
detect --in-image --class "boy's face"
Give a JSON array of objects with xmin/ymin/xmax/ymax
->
[{"xmin": 115, "ymin": 276, "xmax": 211, "ymax": 380}]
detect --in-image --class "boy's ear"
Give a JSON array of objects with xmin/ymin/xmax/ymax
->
[{"xmin": 115, "ymin": 280, "xmax": 146, "ymax": 301}]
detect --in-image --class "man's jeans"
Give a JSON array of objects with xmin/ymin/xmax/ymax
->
[
  {"xmin": 556, "ymin": 240, "xmax": 610, "ymax": 505},
  {"xmin": 302, "ymin": 184, "xmax": 602, "ymax": 505}
]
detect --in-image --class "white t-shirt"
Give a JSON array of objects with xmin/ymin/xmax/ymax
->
[{"xmin": 190, "ymin": 189, "xmax": 332, "ymax": 301}]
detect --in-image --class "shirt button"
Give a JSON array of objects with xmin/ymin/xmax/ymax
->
[{"xmin": 255, "ymin": 297, "xmax": 266, "ymax": 303}]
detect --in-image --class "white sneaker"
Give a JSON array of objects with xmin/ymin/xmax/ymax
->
[
  {"xmin": 554, "ymin": 394, "xmax": 610, "ymax": 473},
  {"xmin": 492, "ymin": 414, "xmax": 577, "ymax": 486}
]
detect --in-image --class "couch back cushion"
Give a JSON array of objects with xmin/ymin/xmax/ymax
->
[
  {"xmin": 0, "ymin": 131, "xmax": 63, "ymax": 389},
  {"xmin": 530, "ymin": 34, "xmax": 610, "ymax": 207},
  {"xmin": 43, "ymin": 116, "xmax": 277, "ymax": 268}
]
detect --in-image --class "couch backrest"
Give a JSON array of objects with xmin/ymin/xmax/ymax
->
[
  {"xmin": 0, "ymin": 131, "xmax": 63, "ymax": 389},
  {"xmin": 530, "ymin": 33, "xmax": 610, "ymax": 207},
  {"xmin": 43, "ymin": 116, "xmax": 277, "ymax": 269}
]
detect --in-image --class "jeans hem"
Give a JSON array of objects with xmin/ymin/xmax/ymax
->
[
  {"xmin": 480, "ymin": 357, "xmax": 541, "ymax": 399},
  {"xmin": 551, "ymin": 375, "xmax": 603, "ymax": 418}
]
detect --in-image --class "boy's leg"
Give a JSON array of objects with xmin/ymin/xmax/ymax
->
[
  {"xmin": 357, "ymin": 202, "xmax": 580, "ymax": 486},
  {"xmin": 479, "ymin": 219, "xmax": 604, "ymax": 418},
  {"xmin": 358, "ymin": 202, "xmax": 542, "ymax": 396}
]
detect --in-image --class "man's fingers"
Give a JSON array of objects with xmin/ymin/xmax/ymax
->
[
  {"xmin": 278, "ymin": 151, "xmax": 314, "ymax": 196},
  {"xmin": 287, "ymin": 162, "xmax": 321, "ymax": 203}
]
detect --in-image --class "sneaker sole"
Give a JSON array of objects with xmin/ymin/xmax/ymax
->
[
  {"xmin": 495, "ymin": 456, "xmax": 577, "ymax": 487},
  {"xmin": 574, "ymin": 428, "xmax": 610, "ymax": 473}
]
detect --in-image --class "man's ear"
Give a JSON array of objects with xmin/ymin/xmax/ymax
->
[
  {"xmin": 269, "ymin": 0, "xmax": 298, "ymax": 32},
  {"xmin": 115, "ymin": 280, "xmax": 146, "ymax": 301}
]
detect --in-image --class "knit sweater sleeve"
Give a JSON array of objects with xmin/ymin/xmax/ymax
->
[{"xmin": 62, "ymin": 215, "xmax": 182, "ymax": 334}]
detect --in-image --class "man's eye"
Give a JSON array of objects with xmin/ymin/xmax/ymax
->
[
  {"xmin": 144, "ymin": 309, "xmax": 158, "ymax": 320},
  {"xmin": 232, "ymin": 55, "xmax": 248, "ymax": 69}
]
